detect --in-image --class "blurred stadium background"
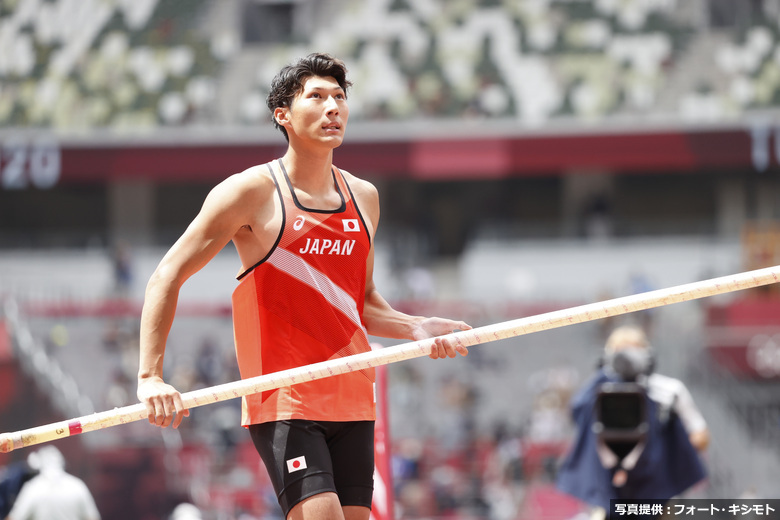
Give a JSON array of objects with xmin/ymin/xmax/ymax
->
[{"xmin": 1, "ymin": 0, "xmax": 780, "ymax": 518}]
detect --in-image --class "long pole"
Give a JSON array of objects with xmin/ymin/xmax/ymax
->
[{"xmin": 2, "ymin": 264, "xmax": 778, "ymax": 453}]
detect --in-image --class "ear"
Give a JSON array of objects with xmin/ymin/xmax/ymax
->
[{"xmin": 274, "ymin": 106, "xmax": 290, "ymax": 127}]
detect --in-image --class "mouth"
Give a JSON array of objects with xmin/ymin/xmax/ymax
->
[{"xmin": 323, "ymin": 122, "xmax": 341, "ymax": 132}]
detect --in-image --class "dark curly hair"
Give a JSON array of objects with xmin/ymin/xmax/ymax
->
[{"xmin": 266, "ymin": 53, "xmax": 353, "ymax": 141}]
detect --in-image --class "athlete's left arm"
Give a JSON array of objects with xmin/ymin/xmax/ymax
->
[{"xmin": 350, "ymin": 174, "xmax": 470, "ymax": 359}]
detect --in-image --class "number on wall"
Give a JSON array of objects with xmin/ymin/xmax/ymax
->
[{"xmin": 1, "ymin": 136, "xmax": 61, "ymax": 189}]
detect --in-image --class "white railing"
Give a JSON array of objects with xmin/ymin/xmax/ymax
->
[{"xmin": 3, "ymin": 297, "xmax": 95, "ymax": 419}]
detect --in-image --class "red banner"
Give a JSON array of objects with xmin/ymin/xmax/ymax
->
[
  {"xmin": 1, "ymin": 125, "xmax": 755, "ymax": 187},
  {"xmin": 371, "ymin": 358, "xmax": 395, "ymax": 520},
  {"xmin": 705, "ymin": 300, "xmax": 780, "ymax": 379}
]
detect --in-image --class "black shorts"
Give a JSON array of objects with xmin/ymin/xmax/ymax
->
[{"xmin": 248, "ymin": 420, "xmax": 375, "ymax": 517}]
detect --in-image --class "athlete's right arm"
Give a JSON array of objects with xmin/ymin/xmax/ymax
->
[{"xmin": 137, "ymin": 170, "xmax": 270, "ymax": 429}]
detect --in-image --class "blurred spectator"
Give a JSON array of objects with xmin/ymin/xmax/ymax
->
[
  {"xmin": 393, "ymin": 438, "xmax": 424, "ymax": 482},
  {"xmin": 582, "ymin": 194, "xmax": 614, "ymax": 241},
  {"xmin": 526, "ymin": 389, "xmax": 571, "ymax": 443},
  {"xmin": 388, "ymin": 364, "xmax": 426, "ymax": 439},
  {"xmin": 556, "ymin": 325, "xmax": 708, "ymax": 517},
  {"xmin": 105, "ymin": 367, "xmax": 134, "ymax": 409},
  {"xmin": 436, "ymin": 375, "xmax": 478, "ymax": 451},
  {"xmin": 401, "ymin": 266, "xmax": 436, "ymax": 301},
  {"xmin": 628, "ymin": 272, "xmax": 656, "ymax": 332},
  {"xmin": 488, "ymin": 423, "xmax": 524, "ymax": 483},
  {"xmin": 194, "ymin": 337, "xmax": 225, "ymax": 388},
  {"xmin": 481, "ymin": 424, "xmax": 525, "ymax": 520},
  {"xmin": 525, "ymin": 367, "xmax": 578, "ymax": 444},
  {"xmin": 111, "ymin": 242, "xmax": 134, "ymax": 299},
  {"xmin": 7, "ymin": 446, "xmax": 100, "ymax": 520},
  {"xmin": 0, "ymin": 459, "xmax": 37, "ymax": 518},
  {"xmin": 169, "ymin": 502, "xmax": 202, "ymax": 520}
]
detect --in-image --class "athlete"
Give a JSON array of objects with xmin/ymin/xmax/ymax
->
[{"xmin": 136, "ymin": 53, "xmax": 471, "ymax": 520}]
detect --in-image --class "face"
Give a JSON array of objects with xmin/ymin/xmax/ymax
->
[{"xmin": 275, "ymin": 75, "xmax": 349, "ymax": 148}]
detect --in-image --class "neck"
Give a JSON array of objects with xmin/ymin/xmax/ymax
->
[{"xmin": 281, "ymin": 146, "xmax": 335, "ymax": 193}]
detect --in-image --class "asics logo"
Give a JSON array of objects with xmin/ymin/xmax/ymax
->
[{"xmin": 293, "ymin": 216, "xmax": 306, "ymax": 231}]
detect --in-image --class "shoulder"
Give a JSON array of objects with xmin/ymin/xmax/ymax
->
[
  {"xmin": 11, "ymin": 474, "xmax": 42, "ymax": 500},
  {"xmin": 646, "ymin": 372, "xmax": 689, "ymax": 406},
  {"xmin": 337, "ymin": 167, "xmax": 379, "ymax": 218},
  {"xmin": 338, "ymin": 168, "xmax": 378, "ymax": 200},
  {"xmin": 206, "ymin": 164, "xmax": 278, "ymax": 208},
  {"xmin": 71, "ymin": 475, "xmax": 92, "ymax": 493},
  {"xmin": 218, "ymin": 164, "xmax": 277, "ymax": 196},
  {"xmin": 647, "ymin": 372, "xmax": 684, "ymax": 393}
]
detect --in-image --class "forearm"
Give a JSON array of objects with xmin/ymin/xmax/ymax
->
[
  {"xmin": 136, "ymin": 267, "xmax": 192, "ymax": 428},
  {"xmin": 362, "ymin": 287, "xmax": 423, "ymax": 340},
  {"xmin": 138, "ymin": 270, "xmax": 181, "ymax": 381}
]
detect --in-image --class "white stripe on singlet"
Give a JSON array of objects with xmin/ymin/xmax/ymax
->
[{"xmin": 268, "ymin": 246, "xmax": 367, "ymax": 335}]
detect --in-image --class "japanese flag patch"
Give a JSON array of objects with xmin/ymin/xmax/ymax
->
[
  {"xmin": 286, "ymin": 455, "xmax": 307, "ymax": 473},
  {"xmin": 343, "ymin": 219, "xmax": 360, "ymax": 232}
]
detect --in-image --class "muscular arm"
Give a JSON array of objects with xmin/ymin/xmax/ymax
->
[
  {"xmin": 137, "ymin": 170, "xmax": 271, "ymax": 428},
  {"xmin": 350, "ymin": 174, "xmax": 470, "ymax": 359}
]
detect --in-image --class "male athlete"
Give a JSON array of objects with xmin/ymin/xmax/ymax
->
[{"xmin": 137, "ymin": 53, "xmax": 471, "ymax": 520}]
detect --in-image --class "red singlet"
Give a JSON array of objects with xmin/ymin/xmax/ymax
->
[{"xmin": 232, "ymin": 159, "xmax": 376, "ymax": 426}]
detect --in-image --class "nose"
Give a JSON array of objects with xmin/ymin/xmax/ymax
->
[{"xmin": 325, "ymin": 95, "xmax": 339, "ymax": 114}]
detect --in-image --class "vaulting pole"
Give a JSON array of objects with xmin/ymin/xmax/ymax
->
[{"xmin": 2, "ymin": 264, "xmax": 778, "ymax": 454}]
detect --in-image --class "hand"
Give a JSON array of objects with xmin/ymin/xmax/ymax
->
[
  {"xmin": 413, "ymin": 317, "xmax": 471, "ymax": 359},
  {"xmin": 137, "ymin": 377, "xmax": 189, "ymax": 429}
]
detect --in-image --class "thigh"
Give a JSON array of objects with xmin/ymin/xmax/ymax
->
[
  {"xmin": 249, "ymin": 420, "xmax": 337, "ymax": 517},
  {"xmin": 286, "ymin": 493, "xmax": 371, "ymax": 520},
  {"xmin": 326, "ymin": 421, "xmax": 375, "ymax": 509},
  {"xmin": 287, "ymin": 492, "xmax": 344, "ymax": 520}
]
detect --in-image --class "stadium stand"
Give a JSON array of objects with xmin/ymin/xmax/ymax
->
[
  {"xmin": 2, "ymin": 0, "xmax": 780, "ymax": 131},
  {"xmin": 234, "ymin": 0, "xmax": 702, "ymax": 124},
  {"xmin": 0, "ymin": 0, "xmax": 222, "ymax": 129}
]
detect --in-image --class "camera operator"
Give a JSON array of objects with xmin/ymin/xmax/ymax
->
[{"xmin": 556, "ymin": 325, "xmax": 709, "ymax": 515}]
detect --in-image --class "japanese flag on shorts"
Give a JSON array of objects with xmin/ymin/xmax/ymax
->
[{"xmin": 286, "ymin": 455, "xmax": 307, "ymax": 473}]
